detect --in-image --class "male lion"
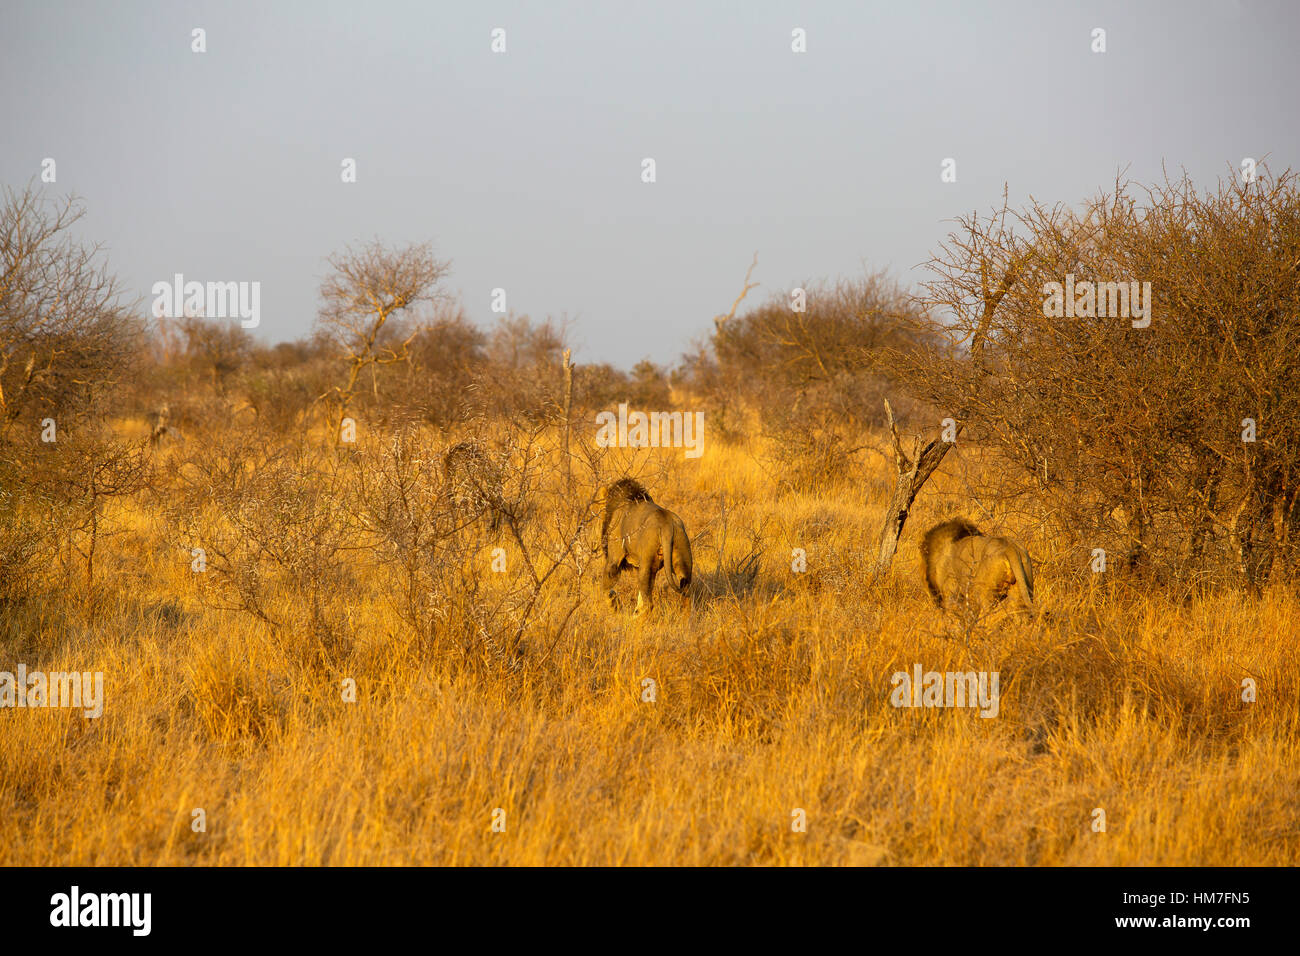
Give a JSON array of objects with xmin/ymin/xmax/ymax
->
[
  {"xmin": 601, "ymin": 478, "xmax": 693, "ymax": 615},
  {"xmin": 443, "ymin": 439, "xmax": 506, "ymax": 533},
  {"xmin": 920, "ymin": 518, "xmax": 1035, "ymax": 619}
]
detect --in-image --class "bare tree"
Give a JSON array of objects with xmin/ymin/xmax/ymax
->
[
  {"xmin": 713, "ymin": 252, "xmax": 759, "ymax": 333},
  {"xmin": 316, "ymin": 240, "xmax": 450, "ymax": 427},
  {"xmin": 561, "ymin": 348, "xmax": 574, "ymax": 491},
  {"xmin": 872, "ymin": 250, "xmax": 1019, "ymax": 575},
  {"xmin": 0, "ymin": 184, "xmax": 138, "ymax": 439}
]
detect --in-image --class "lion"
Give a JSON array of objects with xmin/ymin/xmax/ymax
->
[
  {"xmin": 601, "ymin": 478, "xmax": 693, "ymax": 615},
  {"xmin": 443, "ymin": 439, "xmax": 506, "ymax": 532},
  {"xmin": 920, "ymin": 518, "xmax": 1035, "ymax": 619}
]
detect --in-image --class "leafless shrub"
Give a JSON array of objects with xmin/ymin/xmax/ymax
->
[
  {"xmin": 349, "ymin": 418, "xmax": 603, "ymax": 672},
  {"xmin": 176, "ymin": 315, "xmax": 251, "ymax": 395},
  {"xmin": 22, "ymin": 424, "xmax": 151, "ymax": 608},
  {"xmin": 0, "ymin": 481, "xmax": 54, "ymax": 606},
  {"xmin": 687, "ymin": 271, "xmax": 931, "ymax": 445},
  {"xmin": 168, "ymin": 425, "xmax": 359, "ymax": 663},
  {"xmin": 478, "ymin": 315, "xmax": 568, "ymax": 425},
  {"xmin": 398, "ymin": 305, "xmax": 487, "ymax": 431}
]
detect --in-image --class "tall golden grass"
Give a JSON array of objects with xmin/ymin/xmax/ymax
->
[{"xmin": 1, "ymin": 420, "xmax": 1296, "ymax": 866}]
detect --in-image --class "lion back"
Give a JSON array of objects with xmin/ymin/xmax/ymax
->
[
  {"xmin": 920, "ymin": 518, "xmax": 983, "ymax": 604},
  {"xmin": 602, "ymin": 478, "xmax": 654, "ymax": 558}
]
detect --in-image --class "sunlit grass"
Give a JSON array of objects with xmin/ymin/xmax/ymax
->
[{"xmin": 1, "ymin": 427, "xmax": 1295, "ymax": 865}]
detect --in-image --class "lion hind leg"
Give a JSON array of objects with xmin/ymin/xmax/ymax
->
[{"xmin": 634, "ymin": 564, "xmax": 656, "ymax": 616}]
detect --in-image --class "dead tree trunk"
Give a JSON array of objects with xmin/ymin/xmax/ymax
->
[
  {"xmin": 870, "ymin": 254, "xmax": 1020, "ymax": 577},
  {"xmin": 872, "ymin": 399, "xmax": 958, "ymax": 574},
  {"xmin": 561, "ymin": 349, "xmax": 573, "ymax": 491}
]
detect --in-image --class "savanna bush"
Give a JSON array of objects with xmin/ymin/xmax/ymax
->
[{"xmin": 896, "ymin": 169, "xmax": 1300, "ymax": 592}]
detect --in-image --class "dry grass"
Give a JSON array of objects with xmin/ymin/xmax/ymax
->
[{"xmin": 1, "ymin": 422, "xmax": 1296, "ymax": 866}]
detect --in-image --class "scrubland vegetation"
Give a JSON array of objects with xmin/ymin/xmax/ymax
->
[{"xmin": 1, "ymin": 170, "xmax": 1297, "ymax": 865}]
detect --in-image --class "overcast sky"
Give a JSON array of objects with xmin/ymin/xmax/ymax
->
[{"xmin": 2, "ymin": 0, "xmax": 1297, "ymax": 367}]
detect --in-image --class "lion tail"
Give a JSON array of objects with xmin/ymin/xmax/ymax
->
[
  {"xmin": 1008, "ymin": 545, "xmax": 1035, "ymax": 609},
  {"xmin": 661, "ymin": 520, "xmax": 676, "ymax": 590}
]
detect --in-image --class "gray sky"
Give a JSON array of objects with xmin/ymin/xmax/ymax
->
[{"xmin": 3, "ymin": 0, "xmax": 1296, "ymax": 367}]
